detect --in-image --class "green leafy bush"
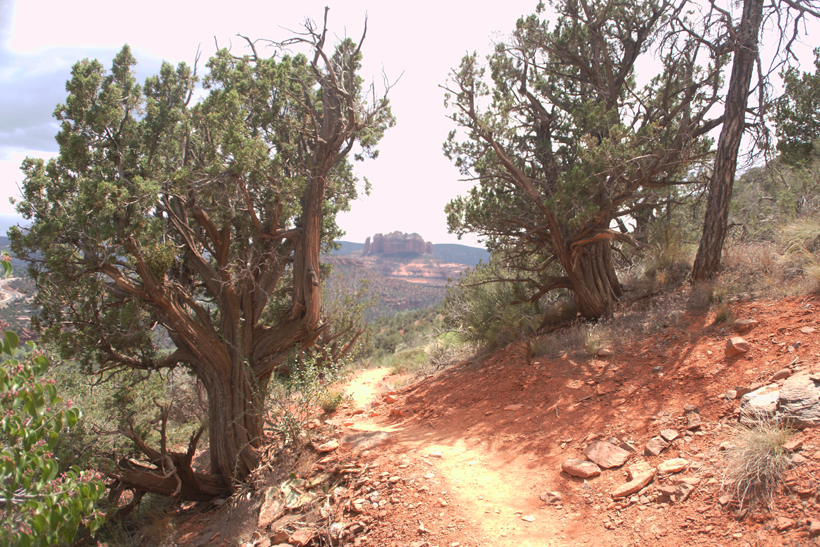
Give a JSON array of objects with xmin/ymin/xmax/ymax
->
[
  {"xmin": 442, "ymin": 260, "xmax": 544, "ymax": 350},
  {"xmin": 266, "ymin": 354, "xmax": 346, "ymax": 450},
  {"xmin": 0, "ymin": 251, "xmax": 106, "ymax": 546}
]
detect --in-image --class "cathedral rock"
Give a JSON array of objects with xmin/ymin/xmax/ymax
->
[{"xmin": 362, "ymin": 231, "xmax": 433, "ymax": 256}]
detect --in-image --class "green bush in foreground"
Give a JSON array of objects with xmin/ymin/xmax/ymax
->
[{"xmin": 0, "ymin": 253, "xmax": 106, "ymax": 546}]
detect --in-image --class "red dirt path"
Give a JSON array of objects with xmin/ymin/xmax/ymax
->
[{"xmin": 175, "ymin": 295, "xmax": 820, "ymax": 547}]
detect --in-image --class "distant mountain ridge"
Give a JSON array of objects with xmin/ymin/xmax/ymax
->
[{"xmin": 329, "ymin": 239, "xmax": 488, "ymax": 269}]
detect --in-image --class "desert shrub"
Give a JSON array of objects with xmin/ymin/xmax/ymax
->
[
  {"xmin": 319, "ymin": 390, "xmax": 345, "ymax": 414},
  {"xmin": 714, "ymin": 304, "xmax": 732, "ymax": 323},
  {"xmin": 266, "ymin": 353, "xmax": 346, "ymax": 451},
  {"xmin": 530, "ymin": 319, "xmax": 614, "ymax": 358},
  {"xmin": 366, "ymin": 308, "xmax": 442, "ymax": 361},
  {"xmin": 386, "ymin": 347, "xmax": 428, "ymax": 375},
  {"xmin": 722, "ymin": 415, "xmax": 794, "ymax": 511},
  {"xmin": 442, "ymin": 260, "xmax": 545, "ymax": 350}
]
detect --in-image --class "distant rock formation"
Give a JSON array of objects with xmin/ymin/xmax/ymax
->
[{"xmin": 363, "ymin": 231, "xmax": 432, "ymax": 256}]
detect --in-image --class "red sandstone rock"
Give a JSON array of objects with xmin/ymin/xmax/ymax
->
[{"xmin": 726, "ymin": 336, "xmax": 751, "ymax": 356}]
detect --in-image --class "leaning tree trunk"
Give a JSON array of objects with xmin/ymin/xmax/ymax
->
[
  {"xmin": 691, "ymin": 0, "xmax": 765, "ymax": 281},
  {"xmin": 565, "ymin": 240, "xmax": 623, "ymax": 319}
]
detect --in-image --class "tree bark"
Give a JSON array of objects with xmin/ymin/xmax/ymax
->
[
  {"xmin": 691, "ymin": 0, "xmax": 765, "ymax": 280},
  {"xmin": 565, "ymin": 239, "xmax": 623, "ymax": 319}
]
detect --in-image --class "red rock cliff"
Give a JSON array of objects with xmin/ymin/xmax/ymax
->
[{"xmin": 365, "ymin": 231, "xmax": 431, "ymax": 256}]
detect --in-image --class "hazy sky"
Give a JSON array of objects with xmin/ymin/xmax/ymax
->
[
  {"xmin": 0, "ymin": 1, "xmax": 817, "ymax": 245},
  {"xmin": 0, "ymin": 0, "xmax": 551, "ymax": 245}
]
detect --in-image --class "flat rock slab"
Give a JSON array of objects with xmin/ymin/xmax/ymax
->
[
  {"xmin": 583, "ymin": 441, "xmax": 630, "ymax": 469},
  {"xmin": 562, "ymin": 458, "xmax": 601, "ymax": 478},
  {"xmin": 341, "ymin": 431, "xmax": 391, "ymax": 451},
  {"xmin": 659, "ymin": 428, "xmax": 679, "ymax": 442},
  {"xmin": 258, "ymin": 487, "xmax": 285, "ymax": 529},
  {"xmin": 776, "ymin": 373, "xmax": 820, "ymax": 428},
  {"xmin": 627, "ymin": 461, "xmax": 654, "ymax": 481},
  {"xmin": 657, "ymin": 458, "xmax": 689, "ymax": 474},
  {"xmin": 740, "ymin": 384, "xmax": 780, "ymax": 421},
  {"xmin": 644, "ymin": 436, "xmax": 670, "ymax": 457},
  {"xmin": 612, "ymin": 470, "xmax": 654, "ymax": 499}
]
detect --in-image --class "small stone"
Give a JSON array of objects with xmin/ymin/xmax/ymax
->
[
  {"xmin": 583, "ymin": 441, "xmax": 631, "ymax": 469},
  {"xmin": 597, "ymin": 347, "xmax": 613, "ymax": 357},
  {"xmin": 652, "ymin": 366, "xmax": 663, "ymax": 373},
  {"xmin": 659, "ymin": 485, "xmax": 677, "ymax": 497},
  {"xmin": 644, "ymin": 436, "xmax": 670, "ymax": 457},
  {"xmin": 659, "ymin": 429, "xmax": 679, "ymax": 442},
  {"xmin": 683, "ymin": 404, "xmax": 700, "ymax": 414},
  {"xmin": 597, "ymin": 381, "xmax": 618, "ymax": 396},
  {"xmin": 562, "ymin": 459, "xmax": 601, "ymax": 478},
  {"xmin": 725, "ymin": 389, "xmax": 737, "ymax": 400},
  {"xmin": 315, "ymin": 440, "xmax": 339, "ymax": 453},
  {"xmin": 734, "ymin": 319, "xmax": 759, "ymax": 331},
  {"xmin": 783, "ymin": 438, "xmax": 803, "ymax": 452},
  {"xmin": 726, "ymin": 336, "xmax": 751, "ymax": 356},
  {"xmin": 289, "ymin": 528, "xmax": 317, "ymax": 547},
  {"xmin": 677, "ymin": 482, "xmax": 696, "ymax": 502},
  {"xmin": 504, "ymin": 404, "xmax": 523, "ymax": 411},
  {"xmin": 428, "ymin": 451, "xmax": 443, "ymax": 458},
  {"xmin": 424, "ymin": 473, "xmax": 435, "ymax": 479},
  {"xmin": 384, "ymin": 394, "xmax": 397, "ymax": 404},
  {"xmin": 540, "ymin": 491, "xmax": 563, "ymax": 505},
  {"xmin": 790, "ymin": 453, "xmax": 808, "ymax": 465},
  {"xmin": 685, "ymin": 413, "xmax": 702, "ymax": 431},
  {"xmin": 611, "ymin": 470, "xmax": 654, "ymax": 499},
  {"xmin": 772, "ymin": 368, "xmax": 792, "ymax": 381},
  {"xmin": 619, "ymin": 441, "xmax": 638, "ymax": 453},
  {"xmin": 438, "ymin": 498, "xmax": 448, "ymax": 507},
  {"xmin": 657, "ymin": 458, "xmax": 689, "ymax": 474},
  {"xmin": 800, "ymin": 326, "xmax": 816, "ymax": 334},
  {"xmin": 522, "ymin": 515, "xmax": 536, "ymax": 522},
  {"xmin": 718, "ymin": 494, "xmax": 733, "ymax": 506},
  {"xmin": 808, "ymin": 519, "xmax": 820, "ymax": 538},
  {"xmin": 775, "ymin": 517, "xmax": 795, "ymax": 532}
]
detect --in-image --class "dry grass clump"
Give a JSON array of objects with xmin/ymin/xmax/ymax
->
[{"xmin": 722, "ymin": 415, "xmax": 794, "ymax": 512}]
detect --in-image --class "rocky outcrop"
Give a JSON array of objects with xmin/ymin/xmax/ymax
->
[{"xmin": 365, "ymin": 232, "xmax": 431, "ymax": 256}]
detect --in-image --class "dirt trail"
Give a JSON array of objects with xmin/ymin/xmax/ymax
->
[
  {"xmin": 332, "ymin": 297, "xmax": 820, "ymax": 547},
  {"xmin": 338, "ymin": 367, "xmax": 594, "ymax": 547}
]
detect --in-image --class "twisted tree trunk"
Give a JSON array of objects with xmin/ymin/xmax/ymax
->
[{"xmin": 565, "ymin": 239, "xmax": 623, "ymax": 319}]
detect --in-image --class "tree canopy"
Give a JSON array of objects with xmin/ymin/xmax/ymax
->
[
  {"xmin": 775, "ymin": 48, "xmax": 820, "ymax": 165},
  {"xmin": 11, "ymin": 14, "xmax": 394, "ymax": 499},
  {"xmin": 443, "ymin": 0, "xmax": 724, "ymax": 318}
]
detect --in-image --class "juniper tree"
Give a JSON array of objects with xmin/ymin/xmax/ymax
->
[{"xmin": 10, "ymin": 13, "xmax": 394, "ymax": 499}]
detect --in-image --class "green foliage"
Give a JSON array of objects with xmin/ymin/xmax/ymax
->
[
  {"xmin": 8, "ymin": 21, "xmax": 394, "ymax": 489},
  {"xmin": 266, "ymin": 353, "xmax": 347, "ymax": 450},
  {"xmin": 366, "ymin": 308, "xmax": 442, "ymax": 360},
  {"xmin": 774, "ymin": 49, "xmax": 820, "ymax": 165},
  {"xmin": 0, "ymin": 254, "xmax": 105, "ymax": 546},
  {"xmin": 319, "ymin": 390, "xmax": 345, "ymax": 414},
  {"xmin": 442, "ymin": 259, "xmax": 544, "ymax": 350},
  {"xmin": 442, "ymin": 0, "xmax": 721, "ymax": 315}
]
